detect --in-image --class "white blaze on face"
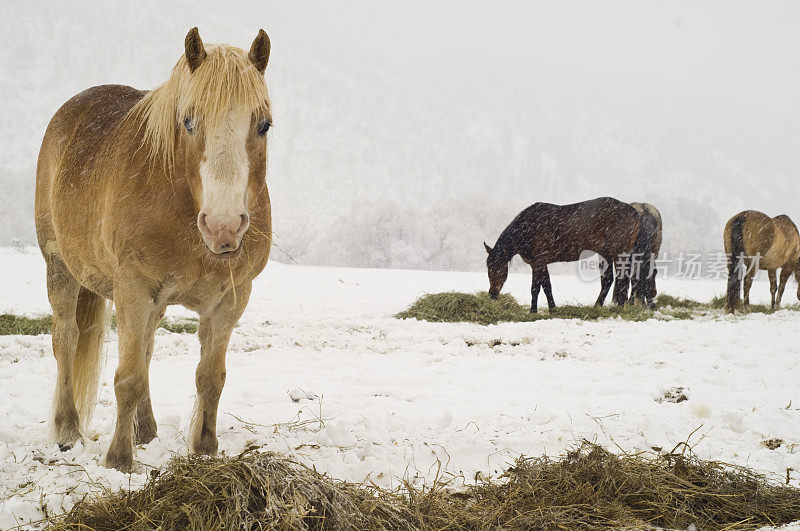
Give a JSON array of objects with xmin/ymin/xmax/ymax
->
[{"xmin": 197, "ymin": 110, "xmax": 251, "ymax": 253}]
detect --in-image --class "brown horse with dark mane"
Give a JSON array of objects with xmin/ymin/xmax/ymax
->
[
  {"xmin": 485, "ymin": 197, "xmax": 652, "ymax": 312},
  {"xmin": 35, "ymin": 28, "xmax": 273, "ymax": 471},
  {"xmin": 724, "ymin": 210, "xmax": 800, "ymax": 313}
]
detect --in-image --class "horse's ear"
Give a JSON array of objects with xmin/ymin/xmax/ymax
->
[
  {"xmin": 484, "ymin": 242, "xmax": 493, "ymax": 254},
  {"xmin": 185, "ymin": 27, "xmax": 207, "ymax": 73},
  {"xmin": 249, "ymin": 29, "xmax": 271, "ymax": 74}
]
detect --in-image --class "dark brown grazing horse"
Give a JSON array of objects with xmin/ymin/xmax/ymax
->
[
  {"xmin": 485, "ymin": 197, "xmax": 651, "ymax": 312},
  {"xmin": 612, "ymin": 202, "xmax": 663, "ymax": 308}
]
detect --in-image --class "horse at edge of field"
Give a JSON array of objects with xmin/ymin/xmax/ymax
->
[
  {"xmin": 724, "ymin": 210, "xmax": 800, "ymax": 313},
  {"xmin": 35, "ymin": 28, "xmax": 273, "ymax": 471}
]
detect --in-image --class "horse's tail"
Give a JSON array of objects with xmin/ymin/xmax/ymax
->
[
  {"xmin": 725, "ymin": 214, "xmax": 747, "ymax": 313},
  {"xmin": 72, "ymin": 287, "xmax": 111, "ymax": 427},
  {"xmin": 631, "ymin": 213, "xmax": 656, "ymax": 307}
]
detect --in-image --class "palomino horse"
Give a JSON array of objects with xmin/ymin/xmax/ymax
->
[
  {"xmin": 484, "ymin": 197, "xmax": 653, "ymax": 312},
  {"xmin": 35, "ymin": 28, "xmax": 273, "ymax": 471},
  {"xmin": 724, "ymin": 210, "xmax": 800, "ymax": 313},
  {"xmin": 612, "ymin": 202, "xmax": 663, "ymax": 308}
]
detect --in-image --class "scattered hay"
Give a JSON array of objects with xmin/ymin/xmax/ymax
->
[
  {"xmin": 0, "ymin": 313, "xmax": 51, "ymax": 335},
  {"xmin": 49, "ymin": 442, "xmax": 800, "ymax": 530}
]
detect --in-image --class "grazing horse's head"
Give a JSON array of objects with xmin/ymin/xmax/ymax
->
[
  {"xmin": 131, "ymin": 28, "xmax": 272, "ymax": 258},
  {"xmin": 484, "ymin": 242, "xmax": 508, "ymax": 299}
]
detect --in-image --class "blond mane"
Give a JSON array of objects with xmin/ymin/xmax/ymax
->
[{"xmin": 129, "ymin": 44, "xmax": 271, "ymax": 168}]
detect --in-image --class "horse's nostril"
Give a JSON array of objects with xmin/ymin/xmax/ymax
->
[
  {"xmin": 237, "ymin": 213, "xmax": 250, "ymax": 236},
  {"xmin": 197, "ymin": 211, "xmax": 212, "ymax": 236}
]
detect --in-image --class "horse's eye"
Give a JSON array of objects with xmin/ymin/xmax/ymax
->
[
  {"xmin": 256, "ymin": 120, "xmax": 271, "ymax": 136},
  {"xmin": 183, "ymin": 117, "xmax": 194, "ymax": 134}
]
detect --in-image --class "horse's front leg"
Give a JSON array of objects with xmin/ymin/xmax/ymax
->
[
  {"xmin": 190, "ymin": 281, "xmax": 252, "ymax": 456},
  {"xmin": 134, "ymin": 306, "xmax": 166, "ymax": 445},
  {"xmin": 104, "ymin": 281, "xmax": 159, "ymax": 472}
]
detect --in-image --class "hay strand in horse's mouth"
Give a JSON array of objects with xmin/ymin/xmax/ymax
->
[{"xmin": 228, "ymin": 262, "xmax": 237, "ymax": 306}]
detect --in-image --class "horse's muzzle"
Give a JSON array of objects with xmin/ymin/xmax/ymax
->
[{"xmin": 197, "ymin": 211, "xmax": 249, "ymax": 256}]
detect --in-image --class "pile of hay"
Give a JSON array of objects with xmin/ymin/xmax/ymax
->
[
  {"xmin": 396, "ymin": 292, "xmax": 671, "ymax": 325},
  {"xmin": 395, "ymin": 292, "xmax": 533, "ymax": 325},
  {"xmin": 396, "ymin": 291, "xmax": 800, "ymax": 325},
  {"xmin": 51, "ymin": 443, "xmax": 800, "ymax": 530}
]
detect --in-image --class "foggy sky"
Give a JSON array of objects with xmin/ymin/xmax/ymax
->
[{"xmin": 2, "ymin": 1, "xmax": 798, "ymax": 270}]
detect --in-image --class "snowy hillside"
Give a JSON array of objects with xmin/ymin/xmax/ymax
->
[
  {"xmin": 2, "ymin": 1, "xmax": 800, "ymax": 269},
  {"xmin": 1, "ymin": 248, "xmax": 799, "ymax": 527}
]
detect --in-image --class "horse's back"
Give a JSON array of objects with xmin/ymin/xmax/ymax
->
[
  {"xmin": 36, "ymin": 85, "xmax": 145, "ymax": 243},
  {"xmin": 38, "ymin": 84, "xmax": 145, "ymax": 181},
  {"xmin": 36, "ymin": 84, "xmax": 147, "ymax": 294},
  {"xmin": 512, "ymin": 197, "xmax": 638, "ymax": 261},
  {"xmin": 722, "ymin": 210, "xmax": 799, "ymax": 268}
]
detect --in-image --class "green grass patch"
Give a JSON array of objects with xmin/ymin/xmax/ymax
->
[
  {"xmin": 396, "ymin": 291, "xmax": 800, "ymax": 325},
  {"xmin": 0, "ymin": 313, "xmax": 199, "ymax": 336},
  {"xmin": 158, "ymin": 317, "xmax": 199, "ymax": 334},
  {"xmin": 0, "ymin": 313, "xmax": 52, "ymax": 335},
  {"xmin": 109, "ymin": 315, "xmax": 199, "ymax": 334}
]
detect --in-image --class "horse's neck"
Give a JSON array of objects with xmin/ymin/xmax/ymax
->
[{"xmin": 495, "ymin": 227, "xmax": 519, "ymax": 261}]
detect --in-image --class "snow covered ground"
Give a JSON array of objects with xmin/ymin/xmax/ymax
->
[{"xmin": 1, "ymin": 246, "xmax": 799, "ymax": 528}]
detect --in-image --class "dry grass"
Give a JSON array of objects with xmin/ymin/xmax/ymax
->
[
  {"xmin": 397, "ymin": 292, "xmax": 698, "ymax": 325},
  {"xmin": 396, "ymin": 291, "xmax": 800, "ymax": 325},
  {"xmin": 48, "ymin": 442, "xmax": 800, "ymax": 530}
]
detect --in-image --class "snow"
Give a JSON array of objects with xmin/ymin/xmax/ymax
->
[{"xmin": 1, "ymin": 246, "xmax": 800, "ymax": 529}]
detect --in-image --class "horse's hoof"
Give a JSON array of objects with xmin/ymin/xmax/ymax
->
[
  {"xmin": 134, "ymin": 417, "xmax": 158, "ymax": 445},
  {"xmin": 104, "ymin": 443, "xmax": 134, "ymax": 473},
  {"xmin": 190, "ymin": 431, "xmax": 219, "ymax": 456},
  {"xmin": 135, "ymin": 430, "xmax": 158, "ymax": 446},
  {"xmin": 58, "ymin": 442, "xmax": 73, "ymax": 452}
]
